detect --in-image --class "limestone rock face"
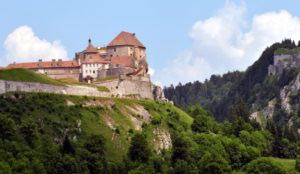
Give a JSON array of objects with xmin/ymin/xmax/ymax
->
[
  {"xmin": 279, "ymin": 74, "xmax": 300, "ymax": 114},
  {"xmin": 251, "ymin": 73, "xmax": 300, "ymax": 126},
  {"xmin": 153, "ymin": 85, "xmax": 166, "ymax": 101},
  {"xmin": 153, "ymin": 128, "xmax": 172, "ymax": 153}
]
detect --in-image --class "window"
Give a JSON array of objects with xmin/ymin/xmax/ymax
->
[
  {"xmin": 93, "ymin": 70, "xmax": 95, "ymax": 74},
  {"xmin": 114, "ymin": 48, "xmax": 116, "ymax": 52},
  {"xmin": 90, "ymin": 70, "xmax": 92, "ymax": 73},
  {"xmin": 130, "ymin": 47, "xmax": 133, "ymax": 50},
  {"xmin": 86, "ymin": 70, "xmax": 88, "ymax": 73}
]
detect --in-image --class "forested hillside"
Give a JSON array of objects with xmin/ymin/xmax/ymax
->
[
  {"xmin": 164, "ymin": 39, "xmax": 300, "ymax": 121},
  {"xmin": 0, "ymin": 92, "xmax": 299, "ymax": 173}
]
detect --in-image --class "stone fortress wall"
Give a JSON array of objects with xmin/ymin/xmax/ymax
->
[
  {"xmin": 0, "ymin": 79, "xmax": 154, "ymax": 100},
  {"xmin": 268, "ymin": 52, "xmax": 300, "ymax": 76},
  {"xmin": 94, "ymin": 75, "xmax": 153, "ymax": 99}
]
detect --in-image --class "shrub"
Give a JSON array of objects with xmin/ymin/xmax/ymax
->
[
  {"xmin": 128, "ymin": 133, "xmax": 151, "ymax": 162},
  {"xmin": 245, "ymin": 158, "xmax": 288, "ymax": 174}
]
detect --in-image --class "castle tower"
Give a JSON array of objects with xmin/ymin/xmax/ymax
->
[{"xmin": 107, "ymin": 31, "xmax": 148, "ymax": 73}]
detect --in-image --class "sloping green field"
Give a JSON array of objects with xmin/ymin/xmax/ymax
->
[{"xmin": 0, "ymin": 68, "xmax": 64, "ymax": 85}]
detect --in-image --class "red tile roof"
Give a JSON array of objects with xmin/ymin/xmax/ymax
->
[
  {"xmin": 107, "ymin": 31, "xmax": 145, "ymax": 48},
  {"xmin": 7, "ymin": 60, "xmax": 80, "ymax": 69},
  {"xmin": 111, "ymin": 56, "xmax": 133, "ymax": 67},
  {"xmin": 84, "ymin": 39, "xmax": 98, "ymax": 53}
]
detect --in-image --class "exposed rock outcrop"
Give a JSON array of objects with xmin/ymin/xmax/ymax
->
[{"xmin": 153, "ymin": 128, "xmax": 172, "ymax": 153}]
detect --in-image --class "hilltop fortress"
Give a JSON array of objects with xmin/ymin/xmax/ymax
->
[
  {"xmin": 3, "ymin": 31, "xmax": 165, "ymax": 100},
  {"xmin": 7, "ymin": 31, "xmax": 149, "ymax": 82},
  {"xmin": 268, "ymin": 48, "xmax": 300, "ymax": 76}
]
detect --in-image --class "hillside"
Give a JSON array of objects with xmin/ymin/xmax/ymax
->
[
  {"xmin": 0, "ymin": 92, "xmax": 193, "ymax": 173},
  {"xmin": 1, "ymin": 92, "xmax": 299, "ymax": 173},
  {"xmin": 165, "ymin": 39, "xmax": 300, "ymax": 121}
]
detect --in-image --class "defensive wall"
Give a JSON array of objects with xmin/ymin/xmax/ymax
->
[{"xmin": 0, "ymin": 78, "xmax": 154, "ymax": 100}]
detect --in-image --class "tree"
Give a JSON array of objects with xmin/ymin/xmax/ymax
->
[
  {"xmin": 171, "ymin": 134, "xmax": 190, "ymax": 163},
  {"xmin": 128, "ymin": 133, "xmax": 151, "ymax": 162},
  {"xmin": 85, "ymin": 135, "xmax": 106, "ymax": 155},
  {"xmin": 190, "ymin": 106, "xmax": 217, "ymax": 133},
  {"xmin": 197, "ymin": 151, "xmax": 231, "ymax": 174},
  {"xmin": 0, "ymin": 161, "xmax": 12, "ymax": 174},
  {"xmin": 0, "ymin": 114, "xmax": 16, "ymax": 139},
  {"xmin": 62, "ymin": 136, "xmax": 75, "ymax": 154},
  {"xmin": 172, "ymin": 160, "xmax": 196, "ymax": 174}
]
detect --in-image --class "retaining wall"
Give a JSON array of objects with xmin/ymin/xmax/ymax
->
[
  {"xmin": 0, "ymin": 80, "xmax": 111, "ymax": 97},
  {"xmin": 95, "ymin": 78, "xmax": 153, "ymax": 99},
  {"xmin": 0, "ymin": 79, "xmax": 154, "ymax": 99}
]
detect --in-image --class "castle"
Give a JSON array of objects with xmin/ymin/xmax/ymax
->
[
  {"xmin": 3, "ymin": 31, "xmax": 166, "ymax": 100},
  {"xmin": 6, "ymin": 31, "xmax": 149, "ymax": 83},
  {"xmin": 268, "ymin": 48, "xmax": 300, "ymax": 76}
]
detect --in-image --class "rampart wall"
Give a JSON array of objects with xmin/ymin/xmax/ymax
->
[
  {"xmin": 0, "ymin": 80, "xmax": 110, "ymax": 97},
  {"xmin": 95, "ymin": 76, "xmax": 153, "ymax": 99},
  {"xmin": 0, "ymin": 79, "xmax": 154, "ymax": 100}
]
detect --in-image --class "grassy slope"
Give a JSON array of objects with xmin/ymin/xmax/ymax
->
[
  {"xmin": 0, "ymin": 69, "xmax": 110, "ymax": 91},
  {"xmin": 0, "ymin": 92, "xmax": 192, "ymax": 163},
  {"xmin": 0, "ymin": 69, "xmax": 64, "ymax": 85}
]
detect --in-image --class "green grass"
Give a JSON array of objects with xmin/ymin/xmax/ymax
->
[
  {"xmin": 0, "ymin": 68, "xmax": 64, "ymax": 85},
  {"xmin": 275, "ymin": 47, "xmax": 300, "ymax": 55},
  {"xmin": 96, "ymin": 86, "xmax": 110, "ymax": 92},
  {"xmin": 0, "ymin": 69, "xmax": 111, "ymax": 93}
]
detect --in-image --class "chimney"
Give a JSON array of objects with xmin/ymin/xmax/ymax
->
[
  {"xmin": 39, "ymin": 59, "xmax": 42, "ymax": 62},
  {"xmin": 52, "ymin": 59, "xmax": 56, "ymax": 62},
  {"xmin": 58, "ymin": 59, "xmax": 62, "ymax": 62}
]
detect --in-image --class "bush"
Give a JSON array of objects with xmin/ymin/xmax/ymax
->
[
  {"xmin": 245, "ymin": 158, "xmax": 288, "ymax": 174},
  {"xmin": 128, "ymin": 133, "xmax": 151, "ymax": 162}
]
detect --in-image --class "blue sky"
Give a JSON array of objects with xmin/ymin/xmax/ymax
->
[{"xmin": 1, "ymin": 0, "xmax": 300, "ymax": 85}]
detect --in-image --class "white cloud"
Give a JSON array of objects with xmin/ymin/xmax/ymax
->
[
  {"xmin": 154, "ymin": 1, "xmax": 300, "ymax": 86},
  {"xmin": 148, "ymin": 67, "xmax": 155, "ymax": 76},
  {"xmin": 3, "ymin": 26, "xmax": 67, "ymax": 65}
]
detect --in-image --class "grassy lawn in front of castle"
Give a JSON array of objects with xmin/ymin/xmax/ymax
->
[
  {"xmin": 0, "ymin": 69, "xmax": 111, "ymax": 92},
  {"xmin": 0, "ymin": 68, "xmax": 65, "ymax": 85}
]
